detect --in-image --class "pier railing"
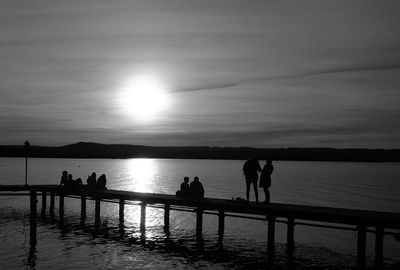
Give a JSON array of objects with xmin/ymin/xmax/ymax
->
[{"xmin": 1, "ymin": 184, "xmax": 399, "ymax": 269}]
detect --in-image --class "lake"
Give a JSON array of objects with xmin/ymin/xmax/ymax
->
[{"xmin": 0, "ymin": 158, "xmax": 399, "ymax": 269}]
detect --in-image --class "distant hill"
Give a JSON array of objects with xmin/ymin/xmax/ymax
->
[{"xmin": 0, "ymin": 142, "xmax": 399, "ymax": 161}]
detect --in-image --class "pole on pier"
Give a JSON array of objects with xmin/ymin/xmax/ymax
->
[
  {"xmin": 357, "ymin": 225, "xmax": 367, "ymax": 269},
  {"xmin": 218, "ymin": 209, "xmax": 225, "ymax": 242},
  {"xmin": 41, "ymin": 191, "xmax": 47, "ymax": 215},
  {"xmin": 119, "ymin": 199, "xmax": 125, "ymax": 228},
  {"xmin": 375, "ymin": 226, "xmax": 384, "ymax": 267},
  {"xmin": 196, "ymin": 208, "xmax": 203, "ymax": 239},
  {"xmin": 49, "ymin": 192, "xmax": 55, "ymax": 215},
  {"xmin": 95, "ymin": 198, "xmax": 101, "ymax": 227},
  {"xmin": 81, "ymin": 195, "xmax": 86, "ymax": 221},
  {"xmin": 30, "ymin": 190, "xmax": 37, "ymax": 246},
  {"xmin": 140, "ymin": 203, "xmax": 146, "ymax": 232},
  {"xmin": 267, "ymin": 215, "xmax": 276, "ymax": 257},
  {"xmin": 287, "ymin": 217, "xmax": 295, "ymax": 252},
  {"xmin": 59, "ymin": 194, "xmax": 64, "ymax": 220},
  {"xmin": 24, "ymin": 140, "xmax": 30, "ymax": 186},
  {"xmin": 164, "ymin": 204, "xmax": 170, "ymax": 232}
]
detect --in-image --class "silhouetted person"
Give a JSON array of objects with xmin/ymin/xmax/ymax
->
[
  {"xmin": 242, "ymin": 159, "xmax": 262, "ymax": 203},
  {"xmin": 190, "ymin": 176, "xmax": 204, "ymax": 198},
  {"xmin": 59, "ymin": 171, "xmax": 68, "ymax": 188},
  {"xmin": 67, "ymin": 174, "xmax": 82, "ymax": 187},
  {"xmin": 86, "ymin": 172, "xmax": 97, "ymax": 188},
  {"xmin": 259, "ymin": 160, "xmax": 274, "ymax": 203},
  {"xmin": 176, "ymin": 176, "xmax": 190, "ymax": 197},
  {"xmin": 97, "ymin": 174, "xmax": 107, "ymax": 190}
]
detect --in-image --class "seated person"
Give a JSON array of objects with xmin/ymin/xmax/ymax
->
[
  {"xmin": 86, "ymin": 172, "xmax": 97, "ymax": 188},
  {"xmin": 68, "ymin": 174, "xmax": 83, "ymax": 187},
  {"xmin": 96, "ymin": 174, "xmax": 107, "ymax": 190},
  {"xmin": 189, "ymin": 176, "xmax": 205, "ymax": 198},
  {"xmin": 59, "ymin": 171, "xmax": 68, "ymax": 188},
  {"xmin": 176, "ymin": 176, "xmax": 190, "ymax": 197}
]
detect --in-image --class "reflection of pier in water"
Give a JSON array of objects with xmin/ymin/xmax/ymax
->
[{"xmin": 1, "ymin": 185, "xmax": 400, "ymax": 269}]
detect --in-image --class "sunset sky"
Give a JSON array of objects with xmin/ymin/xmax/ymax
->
[{"xmin": 1, "ymin": 0, "xmax": 400, "ymax": 148}]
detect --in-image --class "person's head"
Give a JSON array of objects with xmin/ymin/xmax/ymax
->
[
  {"xmin": 194, "ymin": 176, "xmax": 199, "ymax": 182},
  {"xmin": 62, "ymin": 171, "xmax": 68, "ymax": 176},
  {"xmin": 68, "ymin": 174, "xmax": 73, "ymax": 180},
  {"xmin": 91, "ymin": 172, "xmax": 96, "ymax": 177},
  {"xmin": 184, "ymin": 176, "xmax": 189, "ymax": 183}
]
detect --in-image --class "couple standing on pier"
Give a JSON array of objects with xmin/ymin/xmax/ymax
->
[{"xmin": 243, "ymin": 159, "xmax": 274, "ymax": 204}]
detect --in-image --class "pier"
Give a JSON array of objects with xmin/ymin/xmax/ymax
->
[{"xmin": 1, "ymin": 184, "xmax": 400, "ymax": 269}]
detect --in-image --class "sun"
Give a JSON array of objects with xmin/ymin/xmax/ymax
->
[{"xmin": 119, "ymin": 75, "xmax": 170, "ymax": 121}]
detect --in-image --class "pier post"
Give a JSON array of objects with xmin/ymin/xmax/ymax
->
[
  {"xmin": 95, "ymin": 198, "xmax": 101, "ymax": 227},
  {"xmin": 287, "ymin": 217, "xmax": 295, "ymax": 252},
  {"xmin": 49, "ymin": 192, "xmax": 55, "ymax": 214},
  {"xmin": 196, "ymin": 208, "xmax": 203, "ymax": 239},
  {"xmin": 81, "ymin": 195, "xmax": 86, "ymax": 221},
  {"xmin": 30, "ymin": 190, "xmax": 37, "ymax": 246},
  {"xmin": 41, "ymin": 191, "xmax": 46, "ymax": 215},
  {"xmin": 357, "ymin": 225, "xmax": 367, "ymax": 269},
  {"xmin": 164, "ymin": 204, "xmax": 170, "ymax": 232},
  {"xmin": 375, "ymin": 226, "xmax": 384, "ymax": 267},
  {"xmin": 59, "ymin": 194, "xmax": 64, "ymax": 220},
  {"xmin": 119, "ymin": 199, "xmax": 125, "ymax": 228},
  {"xmin": 140, "ymin": 203, "xmax": 146, "ymax": 232},
  {"xmin": 267, "ymin": 215, "xmax": 276, "ymax": 257},
  {"xmin": 218, "ymin": 209, "xmax": 225, "ymax": 242}
]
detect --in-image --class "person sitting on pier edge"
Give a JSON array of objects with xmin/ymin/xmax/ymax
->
[
  {"xmin": 176, "ymin": 176, "xmax": 190, "ymax": 197},
  {"xmin": 59, "ymin": 170, "xmax": 68, "ymax": 188},
  {"xmin": 259, "ymin": 160, "xmax": 274, "ymax": 203},
  {"xmin": 189, "ymin": 176, "xmax": 204, "ymax": 198},
  {"xmin": 66, "ymin": 174, "xmax": 82, "ymax": 187},
  {"xmin": 96, "ymin": 174, "xmax": 107, "ymax": 190},
  {"xmin": 86, "ymin": 172, "xmax": 97, "ymax": 188},
  {"xmin": 242, "ymin": 158, "xmax": 262, "ymax": 203}
]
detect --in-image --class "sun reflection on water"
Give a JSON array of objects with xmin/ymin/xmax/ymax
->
[{"xmin": 126, "ymin": 158, "xmax": 158, "ymax": 193}]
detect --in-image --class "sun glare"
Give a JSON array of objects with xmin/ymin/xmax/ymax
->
[{"xmin": 119, "ymin": 75, "xmax": 169, "ymax": 121}]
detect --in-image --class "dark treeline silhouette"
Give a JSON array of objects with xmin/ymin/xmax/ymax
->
[{"xmin": 1, "ymin": 142, "xmax": 400, "ymax": 161}]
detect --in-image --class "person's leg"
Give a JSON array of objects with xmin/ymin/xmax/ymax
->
[
  {"xmin": 264, "ymin": 187, "xmax": 270, "ymax": 203},
  {"xmin": 246, "ymin": 181, "xmax": 250, "ymax": 202},
  {"xmin": 253, "ymin": 182, "xmax": 259, "ymax": 203}
]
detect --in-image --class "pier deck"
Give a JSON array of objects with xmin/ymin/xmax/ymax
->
[{"xmin": 1, "ymin": 184, "xmax": 399, "ymax": 268}]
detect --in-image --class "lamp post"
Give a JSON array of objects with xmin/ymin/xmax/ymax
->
[{"xmin": 24, "ymin": 140, "xmax": 30, "ymax": 186}]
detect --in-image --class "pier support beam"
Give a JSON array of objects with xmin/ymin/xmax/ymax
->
[
  {"xmin": 119, "ymin": 199, "xmax": 125, "ymax": 228},
  {"xmin": 267, "ymin": 215, "xmax": 276, "ymax": 257},
  {"xmin": 164, "ymin": 204, "xmax": 170, "ymax": 232},
  {"xmin": 357, "ymin": 225, "xmax": 367, "ymax": 269},
  {"xmin": 218, "ymin": 209, "xmax": 225, "ymax": 242},
  {"xmin": 95, "ymin": 198, "xmax": 101, "ymax": 227},
  {"xmin": 49, "ymin": 192, "xmax": 55, "ymax": 215},
  {"xmin": 80, "ymin": 195, "xmax": 86, "ymax": 221},
  {"xmin": 59, "ymin": 194, "xmax": 64, "ymax": 220},
  {"xmin": 287, "ymin": 217, "xmax": 295, "ymax": 252},
  {"xmin": 140, "ymin": 203, "xmax": 146, "ymax": 232},
  {"xmin": 41, "ymin": 191, "xmax": 46, "ymax": 214},
  {"xmin": 375, "ymin": 226, "xmax": 384, "ymax": 267},
  {"xmin": 196, "ymin": 208, "xmax": 203, "ymax": 239},
  {"xmin": 30, "ymin": 190, "xmax": 37, "ymax": 246}
]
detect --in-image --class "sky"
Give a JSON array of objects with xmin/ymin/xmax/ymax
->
[{"xmin": 1, "ymin": 0, "xmax": 400, "ymax": 148}]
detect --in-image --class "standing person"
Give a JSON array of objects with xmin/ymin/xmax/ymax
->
[
  {"xmin": 86, "ymin": 172, "xmax": 97, "ymax": 188},
  {"xmin": 259, "ymin": 160, "xmax": 274, "ymax": 203},
  {"xmin": 190, "ymin": 176, "xmax": 205, "ymax": 198},
  {"xmin": 242, "ymin": 159, "xmax": 262, "ymax": 203}
]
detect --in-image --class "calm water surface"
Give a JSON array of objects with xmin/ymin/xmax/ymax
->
[{"xmin": 0, "ymin": 158, "xmax": 399, "ymax": 269}]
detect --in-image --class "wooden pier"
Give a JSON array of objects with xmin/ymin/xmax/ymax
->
[{"xmin": 1, "ymin": 184, "xmax": 400, "ymax": 269}]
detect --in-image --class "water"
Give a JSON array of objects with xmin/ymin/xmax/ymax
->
[{"xmin": 0, "ymin": 158, "xmax": 399, "ymax": 269}]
